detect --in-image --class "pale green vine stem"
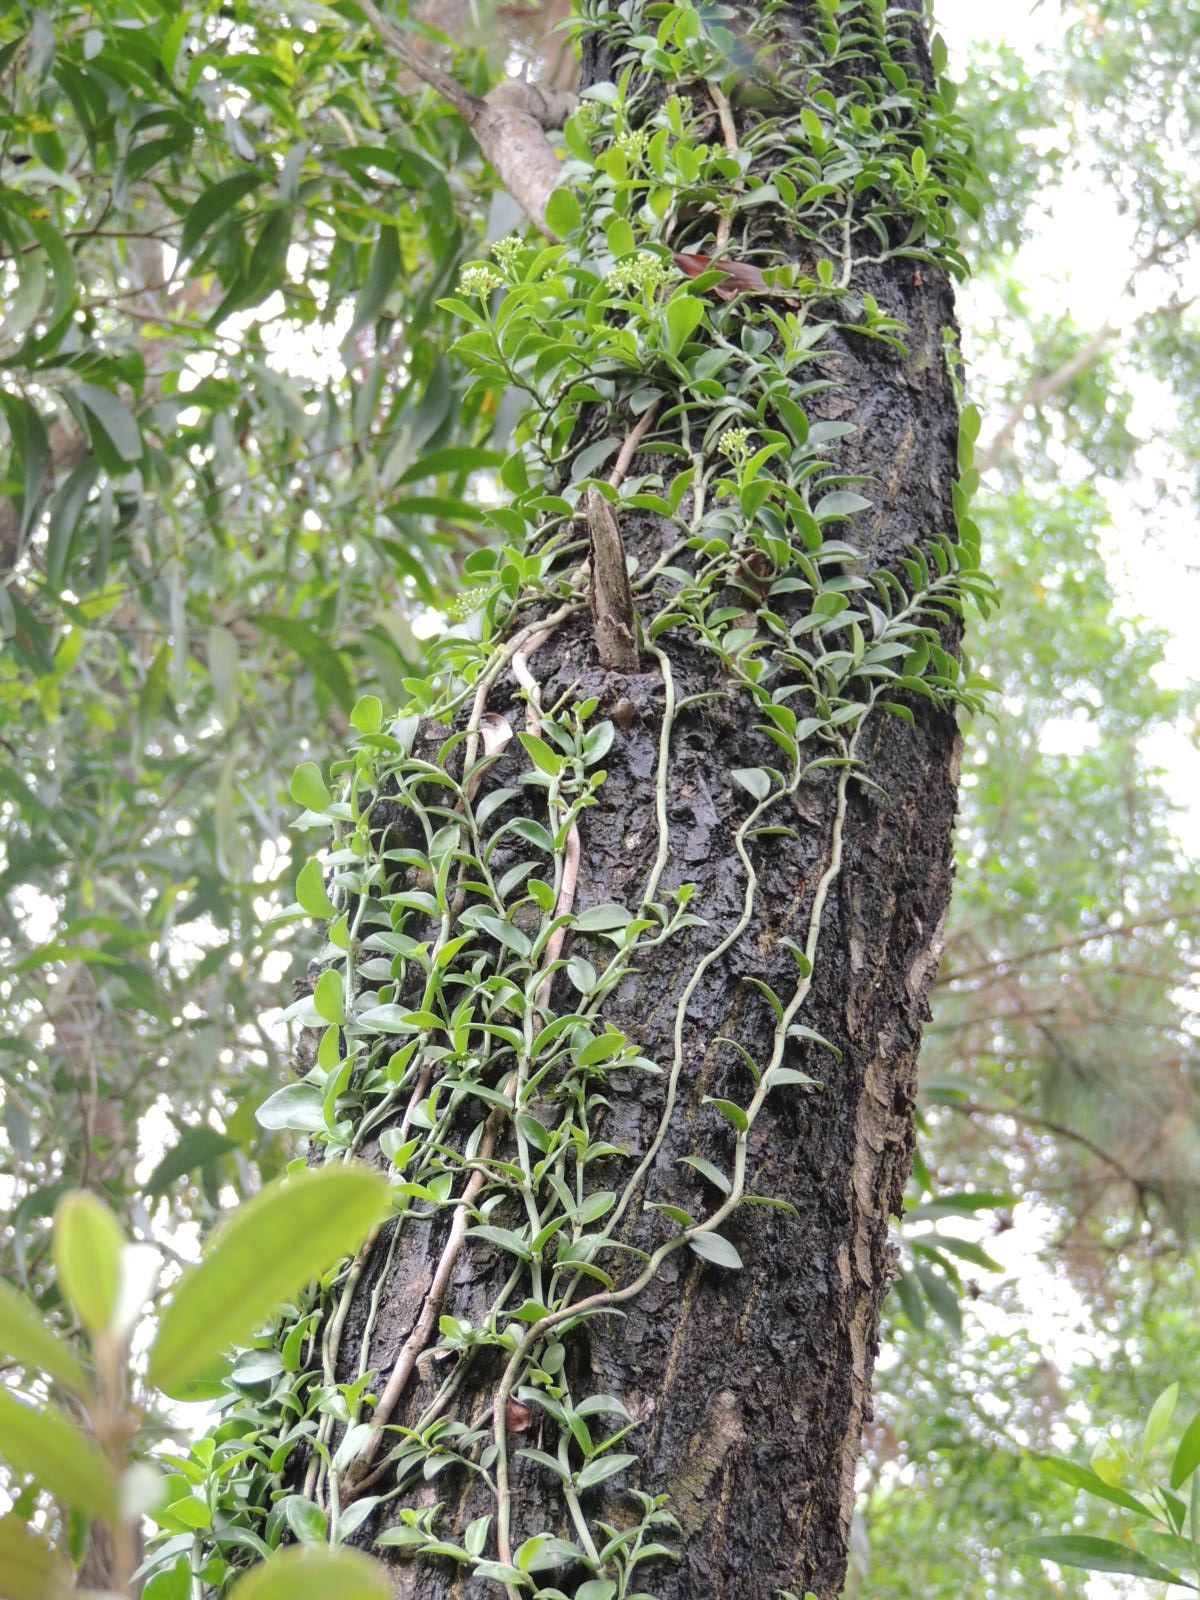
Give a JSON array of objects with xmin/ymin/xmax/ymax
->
[
  {"xmin": 708, "ymin": 81, "xmax": 740, "ymax": 255},
  {"xmin": 342, "ymin": 1086, "xmax": 515, "ymax": 1490},
  {"xmin": 493, "ymin": 739, "xmax": 858, "ymax": 1578},
  {"xmin": 343, "ymin": 615, "xmax": 584, "ymax": 1491}
]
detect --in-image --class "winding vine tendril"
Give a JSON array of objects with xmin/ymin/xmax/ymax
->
[{"xmin": 166, "ymin": 3, "xmax": 992, "ymax": 1597}]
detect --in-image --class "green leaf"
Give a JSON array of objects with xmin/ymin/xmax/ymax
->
[
  {"xmin": 467, "ymin": 1225, "xmax": 532, "ymax": 1262},
  {"xmin": 766, "ymin": 1065, "xmax": 820, "ymax": 1090},
  {"xmin": 247, "ymin": 208, "xmax": 294, "ymax": 295},
  {"xmin": 544, "ymin": 186, "xmax": 583, "ymax": 238},
  {"xmin": 181, "ymin": 171, "xmax": 266, "ymax": 258},
  {"xmin": 573, "ymin": 903, "xmax": 633, "ymax": 934},
  {"xmin": 576, "ymin": 1452, "xmax": 637, "ymax": 1491},
  {"xmin": 785, "ymin": 1024, "xmax": 841, "ymax": 1060},
  {"xmin": 476, "ymin": 913, "xmax": 532, "ymax": 959},
  {"xmin": 468, "ymin": 1562, "xmax": 527, "ymax": 1585},
  {"xmin": 903, "ymin": 1191, "xmax": 1014, "ymax": 1222},
  {"xmin": 283, "ymin": 1494, "xmax": 329, "ymax": 1547},
  {"xmin": 0, "ymin": 1513, "xmax": 74, "ymax": 1600},
  {"xmin": 913, "ymin": 1265, "xmax": 961, "ymax": 1336},
  {"xmin": 814, "ymin": 490, "xmax": 871, "ymax": 522},
  {"xmin": 0, "ymin": 392, "xmax": 50, "ymax": 542},
  {"xmin": 72, "ymin": 382, "xmax": 143, "ymax": 463},
  {"xmin": 664, "ymin": 293, "xmax": 705, "ymax": 357},
  {"xmin": 258, "ymin": 617, "xmax": 355, "ymax": 709},
  {"xmin": 0, "ymin": 1279, "xmax": 91, "ymax": 1399},
  {"xmin": 575, "ymin": 1190, "xmax": 616, "ymax": 1225},
  {"xmin": 688, "ymin": 1231, "xmax": 743, "ymax": 1270},
  {"xmin": 1142, "ymin": 1382, "xmax": 1179, "ymax": 1461},
  {"xmin": 206, "ymin": 625, "xmax": 240, "ymax": 722},
  {"xmin": 52, "ymin": 1190, "xmax": 125, "ymax": 1338},
  {"xmin": 679, "ymin": 1154, "xmax": 731, "ymax": 1195},
  {"xmin": 296, "ymin": 859, "xmax": 337, "ymax": 919},
  {"xmin": 43, "ymin": 460, "xmax": 98, "ymax": 590},
  {"xmin": 1173, "ymin": 1408, "xmax": 1200, "ymax": 1490},
  {"xmin": 1034, "ymin": 1455, "xmax": 1153, "ymax": 1517},
  {"xmin": 703, "ymin": 1096, "xmax": 748, "ymax": 1132},
  {"xmin": 313, "ymin": 968, "xmax": 345, "ymax": 1024},
  {"xmin": 396, "ymin": 446, "xmax": 502, "ymax": 485},
  {"xmin": 575, "ymin": 1583, "xmax": 617, "ymax": 1600},
  {"xmin": 916, "ymin": 1234, "xmax": 1000, "ymax": 1272},
  {"xmin": 731, "ymin": 767, "xmax": 772, "ymax": 801},
  {"xmin": 1011, "ymin": 1535, "xmax": 1192, "ymax": 1586},
  {"xmin": 228, "ymin": 1548, "xmax": 392, "ymax": 1600},
  {"xmin": 464, "ymin": 1514, "xmax": 492, "ymax": 1559},
  {"xmin": 148, "ymin": 1164, "xmax": 390, "ymax": 1391},
  {"xmin": 0, "ymin": 1389, "xmax": 118, "ymax": 1521},
  {"xmin": 577, "ymin": 1031, "xmax": 625, "ymax": 1067},
  {"xmin": 518, "ymin": 732, "xmax": 563, "ymax": 775},
  {"xmin": 351, "ymin": 225, "xmax": 400, "ymax": 335},
  {"xmin": 290, "ymin": 761, "xmax": 332, "ymax": 812},
  {"xmin": 351, "ymin": 694, "xmax": 383, "ymax": 734}
]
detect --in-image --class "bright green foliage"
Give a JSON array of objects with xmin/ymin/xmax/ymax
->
[
  {"xmin": 0, "ymin": 1162, "xmax": 394, "ymax": 1593},
  {"xmin": 120, "ymin": 0, "xmax": 990, "ymax": 1591},
  {"xmin": 0, "ymin": 0, "xmax": 992, "ymax": 1572},
  {"xmin": 0, "ymin": 0, "xmax": 509, "ymax": 1286},
  {"xmin": 2, "ymin": 0, "xmax": 1199, "ymax": 1596},
  {"xmin": 1016, "ymin": 1381, "xmax": 1200, "ymax": 1591}
]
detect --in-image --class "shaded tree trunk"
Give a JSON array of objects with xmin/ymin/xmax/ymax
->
[{"xmin": 307, "ymin": 5, "xmax": 970, "ymax": 1598}]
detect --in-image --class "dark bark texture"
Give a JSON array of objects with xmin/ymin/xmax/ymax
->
[{"xmin": 328, "ymin": 5, "xmax": 964, "ymax": 1598}]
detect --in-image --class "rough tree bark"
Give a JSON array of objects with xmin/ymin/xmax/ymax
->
[{"xmin": 299, "ymin": 5, "xmax": 969, "ymax": 1599}]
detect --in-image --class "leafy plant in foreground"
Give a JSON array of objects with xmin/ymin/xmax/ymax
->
[
  {"xmin": 0, "ymin": 1167, "xmax": 390, "ymax": 1598},
  {"xmin": 1018, "ymin": 1382, "xmax": 1200, "ymax": 1591}
]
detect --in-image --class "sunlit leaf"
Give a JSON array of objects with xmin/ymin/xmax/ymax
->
[
  {"xmin": 52, "ymin": 1191, "xmax": 125, "ymax": 1339},
  {"xmin": 148, "ymin": 1165, "xmax": 390, "ymax": 1391},
  {"xmin": 0, "ymin": 1389, "xmax": 118, "ymax": 1521}
]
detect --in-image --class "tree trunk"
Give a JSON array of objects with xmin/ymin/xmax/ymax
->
[{"xmin": 300, "ymin": 4, "xmax": 976, "ymax": 1598}]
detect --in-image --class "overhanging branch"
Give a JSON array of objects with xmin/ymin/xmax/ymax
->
[{"xmin": 356, "ymin": 0, "xmax": 576, "ymax": 238}]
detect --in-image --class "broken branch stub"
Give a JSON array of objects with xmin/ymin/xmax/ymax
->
[{"xmin": 586, "ymin": 487, "xmax": 639, "ymax": 672}]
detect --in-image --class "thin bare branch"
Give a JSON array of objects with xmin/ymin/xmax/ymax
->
[
  {"xmin": 357, "ymin": 0, "xmax": 576, "ymax": 238},
  {"xmin": 939, "ymin": 904, "xmax": 1200, "ymax": 988},
  {"xmin": 976, "ymin": 218, "xmax": 1200, "ymax": 474}
]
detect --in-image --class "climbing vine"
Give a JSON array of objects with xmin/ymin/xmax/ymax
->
[{"xmin": 144, "ymin": 2, "xmax": 992, "ymax": 1596}]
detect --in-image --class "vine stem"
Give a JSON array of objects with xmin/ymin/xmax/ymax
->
[
  {"xmin": 343, "ymin": 613, "xmax": 579, "ymax": 1497},
  {"xmin": 609, "ymin": 400, "xmax": 660, "ymax": 490},
  {"xmin": 459, "ymin": 603, "xmax": 577, "ymax": 784},
  {"xmin": 342, "ymin": 1083, "xmax": 515, "ymax": 1492},
  {"xmin": 494, "ymin": 740, "xmax": 858, "ymax": 1576}
]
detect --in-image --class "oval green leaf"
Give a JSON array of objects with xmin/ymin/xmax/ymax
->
[
  {"xmin": 0, "ymin": 1389, "xmax": 118, "ymax": 1521},
  {"xmin": 0, "ymin": 1512, "xmax": 74, "ymax": 1600},
  {"xmin": 148, "ymin": 1164, "xmax": 390, "ymax": 1392},
  {"xmin": 290, "ymin": 761, "xmax": 331, "ymax": 812},
  {"xmin": 296, "ymin": 858, "xmax": 336, "ymax": 919},
  {"xmin": 688, "ymin": 1231, "xmax": 743, "ymax": 1270},
  {"xmin": 228, "ymin": 1547, "xmax": 392, "ymax": 1600},
  {"xmin": 52, "ymin": 1190, "xmax": 125, "ymax": 1338},
  {"xmin": 0, "ymin": 1279, "xmax": 91, "ymax": 1399},
  {"xmin": 544, "ymin": 186, "xmax": 582, "ymax": 239}
]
